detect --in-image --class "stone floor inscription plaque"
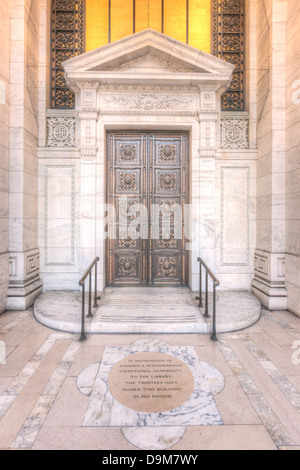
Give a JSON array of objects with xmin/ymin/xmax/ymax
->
[
  {"xmin": 82, "ymin": 341, "xmax": 223, "ymax": 427},
  {"xmin": 108, "ymin": 352, "xmax": 195, "ymax": 413}
]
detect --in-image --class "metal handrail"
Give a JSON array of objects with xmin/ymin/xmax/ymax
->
[
  {"xmin": 196, "ymin": 257, "xmax": 220, "ymax": 342},
  {"xmin": 79, "ymin": 257, "xmax": 100, "ymax": 342}
]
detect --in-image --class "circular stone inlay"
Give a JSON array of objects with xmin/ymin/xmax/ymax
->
[{"xmin": 108, "ymin": 352, "xmax": 195, "ymax": 413}]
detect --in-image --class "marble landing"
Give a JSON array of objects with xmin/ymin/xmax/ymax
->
[{"xmin": 33, "ymin": 287, "xmax": 261, "ymax": 336}]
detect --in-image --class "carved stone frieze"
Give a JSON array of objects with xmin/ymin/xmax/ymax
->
[{"xmin": 101, "ymin": 93, "xmax": 197, "ymax": 112}]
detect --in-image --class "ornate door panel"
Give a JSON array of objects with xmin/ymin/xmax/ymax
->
[
  {"xmin": 107, "ymin": 133, "xmax": 147, "ymax": 286},
  {"xmin": 107, "ymin": 132, "xmax": 188, "ymax": 287},
  {"xmin": 149, "ymin": 134, "xmax": 188, "ymax": 286}
]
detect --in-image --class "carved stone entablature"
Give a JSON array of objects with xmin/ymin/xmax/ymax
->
[
  {"xmin": 220, "ymin": 115, "xmax": 249, "ymax": 149},
  {"xmin": 62, "ymin": 29, "xmax": 235, "ymax": 158},
  {"xmin": 47, "ymin": 116, "xmax": 76, "ymax": 148}
]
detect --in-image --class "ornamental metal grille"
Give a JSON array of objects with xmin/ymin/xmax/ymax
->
[
  {"xmin": 212, "ymin": 0, "xmax": 245, "ymax": 111},
  {"xmin": 51, "ymin": 0, "xmax": 85, "ymax": 109}
]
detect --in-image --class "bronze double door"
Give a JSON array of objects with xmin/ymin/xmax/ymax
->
[{"xmin": 106, "ymin": 131, "xmax": 188, "ymax": 287}]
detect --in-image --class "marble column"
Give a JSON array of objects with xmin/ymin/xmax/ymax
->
[
  {"xmin": 7, "ymin": 0, "xmax": 43, "ymax": 310},
  {"xmin": 251, "ymin": 0, "xmax": 288, "ymax": 310}
]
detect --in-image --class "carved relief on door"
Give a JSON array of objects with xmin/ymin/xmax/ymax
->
[{"xmin": 107, "ymin": 132, "xmax": 188, "ymax": 286}]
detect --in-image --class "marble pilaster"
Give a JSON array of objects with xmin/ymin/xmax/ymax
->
[
  {"xmin": 7, "ymin": 0, "xmax": 42, "ymax": 310},
  {"xmin": 251, "ymin": 0, "xmax": 288, "ymax": 310},
  {"xmin": 0, "ymin": 1, "xmax": 10, "ymax": 313},
  {"xmin": 285, "ymin": 0, "xmax": 300, "ymax": 317}
]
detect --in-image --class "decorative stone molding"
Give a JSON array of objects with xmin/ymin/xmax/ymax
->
[
  {"xmin": 254, "ymin": 250, "xmax": 285, "ymax": 282},
  {"xmin": 197, "ymin": 86, "xmax": 219, "ymax": 158},
  {"xmin": 220, "ymin": 116, "xmax": 249, "ymax": 149},
  {"xmin": 47, "ymin": 116, "xmax": 76, "ymax": 147},
  {"xmin": 7, "ymin": 249, "xmax": 43, "ymax": 310},
  {"xmin": 26, "ymin": 252, "xmax": 40, "ymax": 277},
  {"xmin": 77, "ymin": 82, "xmax": 100, "ymax": 159},
  {"xmin": 200, "ymin": 91, "xmax": 216, "ymax": 111},
  {"xmin": 252, "ymin": 250, "xmax": 287, "ymax": 310},
  {"xmin": 98, "ymin": 84, "xmax": 200, "ymax": 93},
  {"xmin": 9, "ymin": 250, "xmax": 40, "ymax": 282},
  {"xmin": 198, "ymin": 112, "xmax": 218, "ymax": 158},
  {"xmin": 254, "ymin": 253, "xmax": 268, "ymax": 276}
]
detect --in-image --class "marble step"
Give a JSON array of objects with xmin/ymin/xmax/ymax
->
[{"xmin": 33, "ymin": 289, "xmax": 261, "ymax": 336}]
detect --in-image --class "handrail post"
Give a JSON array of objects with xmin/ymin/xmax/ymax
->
[
  {"xmin": 87, "ymin": 272, "xmax": 92, "ymax": 318},
  {"xmin": 196, "ymin": 259, "xmax": 203, "ymax": 308},
  {"xmin": 199, "ymin": 262, "xmax": 203, "ymax": 307},
  {"xmin": 196, "ymin": 257, "xmax": 219, "ymax": 342},
  {"xmin": 93, "ymin": 261, "xmax": 98, "ymax": 309},
  {"xmin": 204, "ymin": 270, "xmax": 209, "ymax": 318},
  {"xmin": 79, "ymin": 282, "xmax": 86, "ymax": 342},
  {"xmin": 211, "ymin": 282, "xmax": 218, "ymax": 342},
  {"xmin": 79, "ymin": 257, "xmax": 100, "ymax": 342}
]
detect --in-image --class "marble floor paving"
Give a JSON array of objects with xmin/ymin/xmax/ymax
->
[{"xmin": 0, "ymin": 307, "xmax": 300, "ymax": 450}]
